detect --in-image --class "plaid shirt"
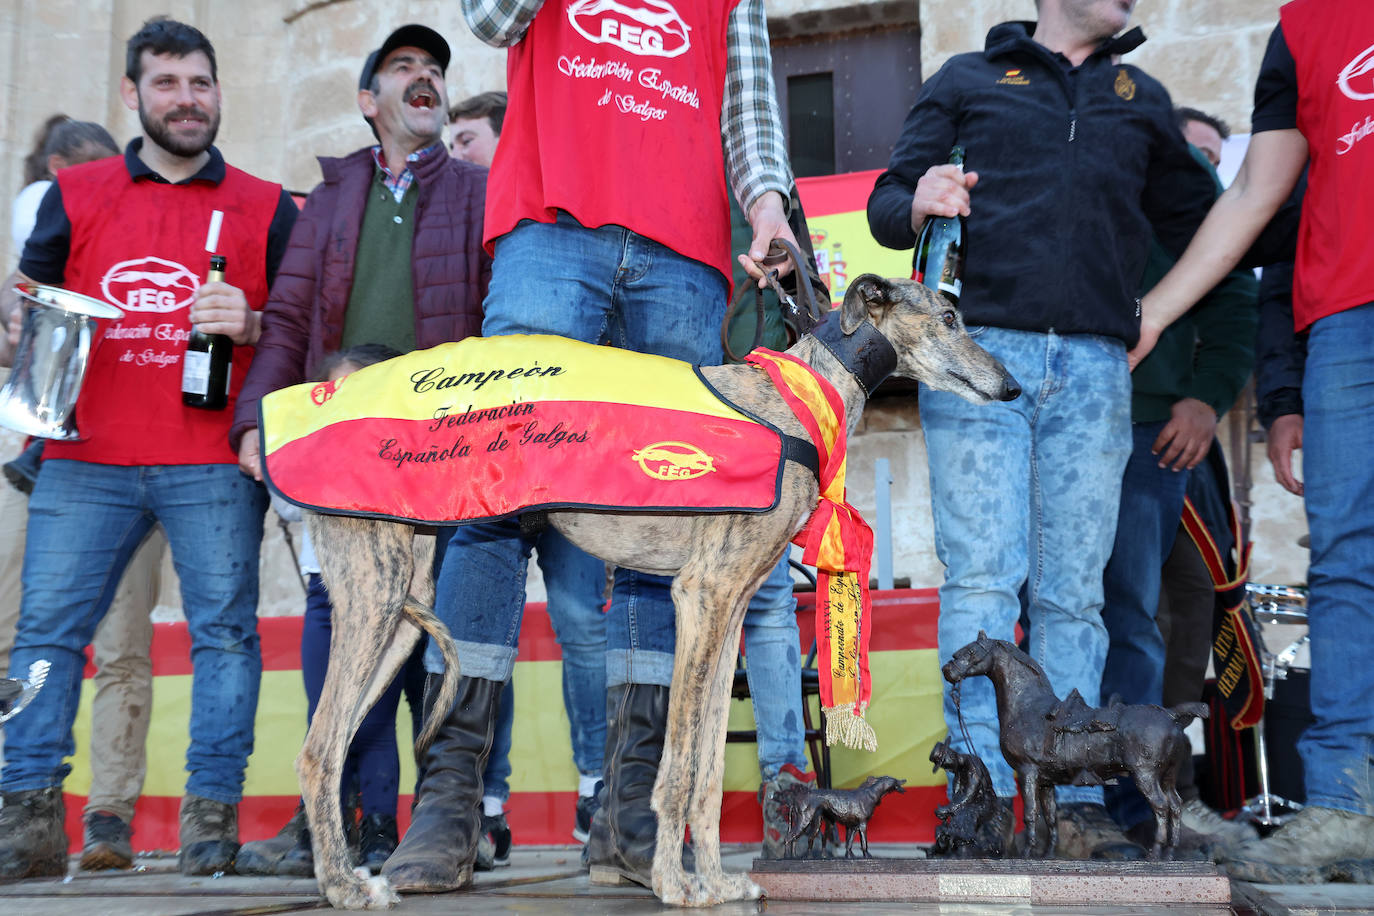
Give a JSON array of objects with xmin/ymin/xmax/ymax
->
[
  {"xmin": 460, "ymin": 0, "xmax": 791, "ymax": 212},
  {"xmin": 370, "ymin": 142, "xmax": 447, "ymax": 203}
]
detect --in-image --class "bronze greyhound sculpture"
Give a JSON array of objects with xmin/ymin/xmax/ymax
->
[{"xmin": 296, "ymin": 274, "xmax": 1020, "ymax": 908}]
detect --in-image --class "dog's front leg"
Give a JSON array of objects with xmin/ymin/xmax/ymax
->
[{"xmin": 651, "ymin": 561, "xmax": 764, "ymax": 907}]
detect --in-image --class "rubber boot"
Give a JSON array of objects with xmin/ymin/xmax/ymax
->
[
  {"xmin": 381, "ymin": 675, "xmax": 501, "ymax": 893},
  {"xmin": 0, "ymin": 787, "xmax": 68, "ymax": 879},
  {"xmin": 587, "ymin": 683, "xmax": 692, "ymax": 888}
]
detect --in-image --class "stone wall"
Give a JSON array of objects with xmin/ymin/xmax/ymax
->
[{"xmin": 0, "ymin": 0, "xmax": 1307, "ymax": 622}]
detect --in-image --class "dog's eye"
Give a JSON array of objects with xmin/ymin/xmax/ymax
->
[{"xmin": 942, "ymin": 310, "xmax": 957, "ymax": 328}]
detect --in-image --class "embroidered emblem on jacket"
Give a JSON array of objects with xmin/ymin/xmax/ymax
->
[
  {"xmin": 1114, "ymin": 68, "xmax": 1136, "ymax": 101},
  {"xmin": 997, "ymin": 68, "xmax": 1030, "ymax": 86}
]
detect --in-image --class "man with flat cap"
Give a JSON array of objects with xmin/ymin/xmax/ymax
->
[{"xmin": 231, "ymin": 24, "xmax": 490, "ymax": 873}]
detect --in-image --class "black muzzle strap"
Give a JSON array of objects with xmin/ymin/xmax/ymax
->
[{"xmin": 810, "ymin": 314, "xmax": 898, "ymax": 397}]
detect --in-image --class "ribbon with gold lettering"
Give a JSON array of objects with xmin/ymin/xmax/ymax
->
[{"xmin": 745, "ymin": 348, "xmax": 877, "ymax": 752}]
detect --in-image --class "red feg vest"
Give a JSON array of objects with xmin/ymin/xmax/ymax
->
[
  {"xmin": 487, "ymin": 0, "xmax": 741, "ymax": 282},
  {"xmin": 45, "ymin": 155, "xmax": 280, "ymax": 465},
  {"xmin": 1280, "ymin": 0, "xmax": 1374, "ymax": 330}
]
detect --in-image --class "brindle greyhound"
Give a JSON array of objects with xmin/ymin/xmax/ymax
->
[{"xmin": 296, "ymin": 274, "xmax": 1020, "ymax": 909}]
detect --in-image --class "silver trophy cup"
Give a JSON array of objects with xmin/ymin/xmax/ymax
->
[{"xmin": 0, "ymin": 283, "xmax": 124, "ymax": 440}]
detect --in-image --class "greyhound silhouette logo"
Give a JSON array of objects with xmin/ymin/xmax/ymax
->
[
  {"xmin": 100, "ymin": 256, "xmax": 199, "ymax": 313},
  {"xmin": 631, "ymin": 441, "xmax": 715, "ymax": 480},
  {"xmin": 1338, "ymin": 42, "xmax": 1374, "ymax": 101},
  {"xmin": 567, "ymin": 0, "xmax": 692, "ymax": 58}
]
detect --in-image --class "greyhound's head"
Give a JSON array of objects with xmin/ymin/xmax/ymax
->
[{"xmin": 840, "ymin": 275, "xmax": 1020, "ymax": 404}]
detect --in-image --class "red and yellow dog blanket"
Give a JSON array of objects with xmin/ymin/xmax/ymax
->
[
  {"xmin": 260, "ymin": 333, "xmax": 876, "ymax": 750},
  {"xmin": 260, "ymin": 335, "xmax": 786, "ymax": 522}
]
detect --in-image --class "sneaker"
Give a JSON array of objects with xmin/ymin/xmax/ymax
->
[
  {"xmin": 357, "ymin": 813, "xmax": 398, "ymax": 874},
  {"xmin": 178, "ymin": 794, "xmax": 239, "ymax": 876},
  {"xmin": 1055, "ymin": 802, "xmax": 1147, "ymax": 860},
  {"xmin": 758, "ymin": 763, "xmax": 816, "ymax": 859},
  {"xmin": 1179, "ymin": 799, "xmax": 1258, "ymax": 859},
  {"xmin": 1223, "ymin": 805, "xmax": 1374, "ymax": 884},
  {"xmin": 473, "ymin": 832, "xmax": 496, "ymax": 871},
  {"xmin": 482, "ymin": 812, "xmax": 511, "ymax": 867},
  {"xmin": 235, "ymin": 804, "xmax": 308, "ymax": 876},
  {"xmin": 573, "ymin": 782, "xmax": 603, "ymax": 844},
  {"xmin": 79, "ymin": 810, "xmax": 133, "ymax": 871}
]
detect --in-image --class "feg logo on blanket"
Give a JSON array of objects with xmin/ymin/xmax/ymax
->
[{"xmin": 567, "ymin": 0, "xmax": 691, "ymax": 58}]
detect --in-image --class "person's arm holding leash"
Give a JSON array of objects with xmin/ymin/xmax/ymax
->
[{"xmin": 722, "ymin": 0, "xmax": 798, "ymax": 285}]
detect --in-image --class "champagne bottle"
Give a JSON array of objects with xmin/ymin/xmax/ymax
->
[
  {"xmin": 912, "ymin": 145, "xmax": 966, "ymax": 306},
  {"xmin": 181, "ymin": 254, "xmax": 233, "ymax": 410}
]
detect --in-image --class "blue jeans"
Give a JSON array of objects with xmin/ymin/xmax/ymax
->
[
  {"xmin": 301, "ymin": 574, "xmax": 403, "ymax": 818},
  {"xmin": 1101, "ymin": 420, "xmax": 1191, "ymax": 828},
  {"xmin": 922, "ymin": 327, "xmax": 1132, "ymax": 803},
  {"xmin": 3, "ymin": 460, "xmax": 266, "ymax": 804},
  {"xmin": 743, "ymin": 551, "xmax": 810, "ymax": 780},
  {"xmin": 1299, "ymin": 302, "xmax": 1374, "ymax": 817},
  {"xmin": 432, "ymin": 214, "xmax": 727, "ymax": 690}
]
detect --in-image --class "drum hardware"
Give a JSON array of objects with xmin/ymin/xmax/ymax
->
[{"xmin": 1238, "ymin": 582, "xmax": 1309, "ymax": 828}]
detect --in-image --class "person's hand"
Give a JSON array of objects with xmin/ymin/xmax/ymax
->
[
  {"xmin": 739, "ymin": 190, "xmax": 800, "ymax": 288},
  {"xmin": 1267, "ymin": 413, "xmax": 1304, "ymax": 496},
  {"xmin": 909, "ymin": 163, "xmax": 979, "ymax": 232},
  {"xmin": 238, "ymin": 430, "xmax": 263, "ymax": 482},
  {"xmin": 1152, "ymin": 398, "xmax": 1217, "ymax": 471},
  {"xmin": 1128, "ymin": 314, "xmax": 1164, "ymax": 370},
  {"xmin": 1, "ymin": 300, "xmax": 22, "ymax": 368},
  {"xmin": 191, "ymin": 281, "xmax": 260, "ymax": 346}
]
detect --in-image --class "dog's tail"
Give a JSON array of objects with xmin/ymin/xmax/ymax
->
[{"xmin": 402, "ymin": 596, "xmax": 461, "ymax": 756}]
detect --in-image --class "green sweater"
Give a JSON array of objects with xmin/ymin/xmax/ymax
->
[{"xmin": 1131, "ymin": 149, "xmax": 1257, "ymax": 423}]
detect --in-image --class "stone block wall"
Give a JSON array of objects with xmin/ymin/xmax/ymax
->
[{"xmin": 0, "ymin": 0, "xmax": 1307, "ymax": 621}]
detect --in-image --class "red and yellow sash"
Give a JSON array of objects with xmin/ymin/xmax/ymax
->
[
  {"xmin": 745, "ymin": 348, "xmax": 877, "ymax": 752},
  {"xmin": 260, "ymin": 335, "xmax": 784, "ymax": 523}
]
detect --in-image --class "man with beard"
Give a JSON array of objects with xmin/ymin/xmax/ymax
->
[
  {"xmin": 230, "ymin": 24, "xmax": 495, "ymax": 877},
  {"xmin": 867, "ymin": 0, "xmax": 1214, "ymax": 859},
  {"xmin": 0, "ymin": 17, "xmax": 296, "ymax": 879}
]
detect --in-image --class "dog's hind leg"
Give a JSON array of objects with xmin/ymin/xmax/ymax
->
[{"xmin": 297, "ymin": 516, "xmax": 421, "ymax": 910}]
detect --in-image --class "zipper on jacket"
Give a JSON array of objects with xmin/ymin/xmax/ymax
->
[{"xmin": 1068, "ymin": 109, "xmax": 1077, "ymax": 142}]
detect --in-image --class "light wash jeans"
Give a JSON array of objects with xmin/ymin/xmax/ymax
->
[
  {"xmin": 432, "ymin": 214, "xmax": 728, "ymax": 690},
  {"xmin": 743, "ymin": 550, "xmax": 810, "ymax": 780},
  {"xmin": 3, "ymin": 460, "xmax": 266, "ymax": 804},
  {"xmin": 1299, "ymin": 302, "xmax": 1374, "ymax": 817},
  {"xmin": 1101, "ymin": 419, "xmax": 1191, "ymax": 828},
  {"xmin": 921, "ymin": 326, "xmax": 1131, "ymax": 803}
]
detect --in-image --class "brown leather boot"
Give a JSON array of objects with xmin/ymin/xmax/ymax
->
[
  {"xmin": 0, "ymin": 787, "xmax": 68, "ymax": 879},
  {"xmin": 381, "ymin": 675, "xmax": 501, "ymax": 893},
  {"xmin": 587, "ymin": 683, "xmax": 693, "ymax": 888}
]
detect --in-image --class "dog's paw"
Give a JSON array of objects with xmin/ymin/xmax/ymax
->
[
  {"xmin": 655, "ymin": 871, "xmax": 762, "ymax": 907},
  {"xmin": 322, "ymin": 869, "xmax": 400, "ymax": 910}
]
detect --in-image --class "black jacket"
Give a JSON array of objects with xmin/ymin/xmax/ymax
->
[{"xmin": 867, "ymin": 22, "xmax": 1214, "ymax": 345}]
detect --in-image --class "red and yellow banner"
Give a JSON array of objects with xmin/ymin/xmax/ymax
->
[
  {"xmin": 261, "ymin": 335, "xmax": 784, "ymax": 523},
  {"xmin": 796, "ymin": 169, "xmax": 913, "ymax": 307},
  {"xmin": 60, "ymin": 591, "xmax": 950, "ymax": 852}
]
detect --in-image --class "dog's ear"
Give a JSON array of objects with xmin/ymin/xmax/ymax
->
[
  {"xmin": 976, "ymin": 629, "xmax": 988, "ymax": 643},
  {"xmin": 840, "ymin": 274, "xmax": 889, "ymax": 334}
]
